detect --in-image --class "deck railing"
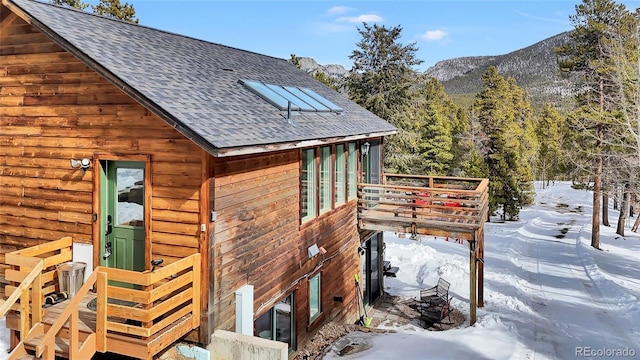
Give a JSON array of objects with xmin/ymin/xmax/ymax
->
[
  {"xmin": 358, "ymin": 174, "xmax": 489, "ymax": 240},
  {"xmin": 98, "ymin": 253, "xmax": 201, "ymax": 338},
  {"xmin": 3, "ymin": 237, "xmax": 72, "ymax": 342},
  {"xmin": 2, "ymin": 238, "xmax": 201, "ymax": 359}
]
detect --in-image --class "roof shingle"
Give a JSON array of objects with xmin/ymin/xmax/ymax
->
[{"xmin": 8, "ymin": 0, "xmax": 396, "ymax": 154}]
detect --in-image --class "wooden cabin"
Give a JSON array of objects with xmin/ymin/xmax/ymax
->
[
  {"xmin": 0, "ymin": 0, "xmax": 399, "ymax": 358},
  {"xmin": 0, "ymin": 0, "xmax": 488, "ymax": 359}
]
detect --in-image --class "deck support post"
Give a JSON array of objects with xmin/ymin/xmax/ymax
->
[
  {"xmin": 478, "ymin": 230, "xmax": 484, "ymax": 308},
  {"xmin": 469, "ymin": 237, "xmax": 477, "ymax": 326}
]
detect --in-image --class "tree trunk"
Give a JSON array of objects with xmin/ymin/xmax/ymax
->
[
  {"xmin": 591, "ymin": 156, "xmax": 602, "ymax": 249},
  {"xmin": 632, "ymin": 198, "xmax": 640, "ymax": 232},
  {"xmin": 617, "ymin": 183, "xmax": 629, "ymax": 236},
  {"xmin": 602, "ymin": 191, "xmax": 610, "ymax": 226}
]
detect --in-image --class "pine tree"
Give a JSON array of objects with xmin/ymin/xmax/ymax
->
[
  {"xmin": 536, "ymin": 104, "xmax": 563, "ymax": 187},
  {"xmin": 50, "ymin": 0, "xmax": 89, "ymax": 10},
  {"xmin": 92, "ymin": 0, "xmax": 138, "ymax": 23},
  {"xmin": 474, "ymin": 66, "xmax": 534, "ymax": 220},
  {"xmin": 555, "ymin": 0, "xmax": 630, "ymax": 248},
  {"xmin": 346, "ymin": 23, "xmax": 422, "ymax": 122},
  {"xmin": 50, "ymin": 0, "xmax": 138, "ymax": 23}
]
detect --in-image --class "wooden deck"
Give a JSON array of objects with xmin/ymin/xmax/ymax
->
[
  {"xmin": 358, "ymin": 174, "xmax": 489, "ymax": 241},
  {"xmin": 2, "ymin": 237, "xmax": 201, "ymax": 360},
  {"xmin": 358, "ymin": 174, "xmax": 488, "ymax": 325}
]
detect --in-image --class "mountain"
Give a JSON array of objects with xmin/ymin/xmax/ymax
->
[
  {"xmin": 426, "ymin": 32, "xmax": 576, "ymax": 109},
  {"xmin": 299, "ymin": 32, "xmax": 576, "ymax": 110},
  {"xmin": 298, "ymin": 57, "xmax": 348, "ymax": 79}
]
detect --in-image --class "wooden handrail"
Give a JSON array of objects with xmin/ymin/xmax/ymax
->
[
  {"xmin": 36, "ymin": 270, "xmax": 100, "ymax": 359},
  {"xmin": 0, "ymin": 260, "xmax": 44, "ymax": 325}
]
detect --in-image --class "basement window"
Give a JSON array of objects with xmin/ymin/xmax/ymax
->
[{"xmin": 239, "ymin": 79, "xmax": 343, "ymax": 113}]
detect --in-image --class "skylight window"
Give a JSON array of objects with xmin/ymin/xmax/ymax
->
[{"xmin": 240, "ymin": 79, "xmax": 343, "ymax": 113}]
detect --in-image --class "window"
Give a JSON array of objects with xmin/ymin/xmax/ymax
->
[
  {"xmin": 255, "ymin": 293, "xmax": 295, "ymax": 349},
  {"xmin": 348, "ymin": 142, "xmax": 357, "ymax": 200},
  {"xmin": 301, "ymin": 143, "xmax": 353, "ymax": 222},
  {"xmin": 309, "ymin": 273, "xmax": 321, "ymax": 322},
  {"xmin": 319, "ymin": 146, "xmax": 332, "ymax": 213},
  {"xmin": 239, "ymin": 79, "xmax": 343, "ymax": 113},
  {"xmin": 335, "ymin": 144, "xmax": 345, "ymax": 205},
  {"xmin": 302, "ymin": 149, "xmax": 316, "ymax": 221}
]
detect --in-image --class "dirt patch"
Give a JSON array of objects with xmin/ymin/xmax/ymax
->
[
  {"xmin": 292, "ymin": 322, "xmax": 384, "ymax": 360},
  {"xmin": 293, "ymin": 295, "xmax": 465, "ymax": 359}
]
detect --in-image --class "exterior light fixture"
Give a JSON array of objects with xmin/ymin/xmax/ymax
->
[
  {"xmin": 70, "ymin": 158, "xmax": 91, "ymax": 171},
  {"xmin": 361, "ymin": 142, "xmax": 370, "ymax": 157}
]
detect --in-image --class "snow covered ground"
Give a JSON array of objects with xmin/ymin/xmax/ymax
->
[
  {"xmin": 325, "ymin": 182, "xmax": 640, "ymax": 359},
  {"xmin": 2, "ymin": 182, "xmax": 639, "ymax": 359}
]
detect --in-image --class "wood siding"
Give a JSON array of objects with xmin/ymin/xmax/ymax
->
[
  {"xmin": 212, "ymin": 150, "xmax": 360, "ymax": 349},
  {"xmin": 0, "ymin": 14, "xmax": 202, "ymax": 268}
]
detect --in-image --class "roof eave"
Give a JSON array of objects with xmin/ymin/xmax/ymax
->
[{"xmin": 213, "ymin": 130, "xmax": 397, "ymax": 157}]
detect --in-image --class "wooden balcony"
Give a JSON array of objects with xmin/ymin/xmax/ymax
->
[
  {"xmin": 358, "ymin": 174, "xmax": 489, "ymax": 325},
  {"xmin": 358, "ymin": 174, "xmax": 489, "ymax": 241},
  {"xmin": 2, "ymin": 237, "xmax": 201, "ymax": 360}
]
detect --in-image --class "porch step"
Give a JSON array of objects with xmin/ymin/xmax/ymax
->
[
  {"xmin": 24, "ymin": 335, "xmax": 69, "ymax": 358},
  {"xmin": 15, "ymin": 355, "xmax": 37, "ymax": 360}
]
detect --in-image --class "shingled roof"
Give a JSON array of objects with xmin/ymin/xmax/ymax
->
[{"xmin": 3, "ymin": 0, "xmax": 396, "ymax": 156}]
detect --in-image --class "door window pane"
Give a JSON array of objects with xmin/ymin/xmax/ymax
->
[
  {"xmin": 116, "ymin": 168, "xmax": 144, "ymax": 227},
  {"xmin": 319, "ymin": 146, "xmax": 332, "ymax": 213},
  {"xmin": 348, "ymin": 143, "xmax": 357, "ymax": 200},
  {"xmin": 335, "ymin": 145, "xmax": 345, "ymax": 205},
  {"xmin": 254, "ymin": 293, "xmax": 295, "ymax": 350},
  {"xmin": 301, "ymin": 149, "xmax": 316, "ymax": 221},
  {"xmin": 309, "ymin": 273, "xmax": 321, "ymax": 321},
  {"xmin": 275, "ymin": 294, "xmax": 293, "ymax": 347}
]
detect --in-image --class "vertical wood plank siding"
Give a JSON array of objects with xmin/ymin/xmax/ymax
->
[
  {"xmin": 213, "ymin": 150, "xmax": 360, "ymax": 347},
  {"xmin": 0, "ymin": 15, "xmax": 201, "ymax": 265}
]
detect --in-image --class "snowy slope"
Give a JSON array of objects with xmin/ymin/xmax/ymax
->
[{"xmin": 325, "ymin": 182, "xmax": 640, "ymax": 359}]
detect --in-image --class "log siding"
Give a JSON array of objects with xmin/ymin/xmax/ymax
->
[
  {"xmin": 213, "ymin": 149, "xmax": 360, "ymax": 349},
  {"xmin": 0, "ymin": 15, "xmax": 202, "ymax": 264}
]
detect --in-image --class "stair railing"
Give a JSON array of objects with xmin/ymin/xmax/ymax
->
[
  {"xmin": 0, "ymin": 258, "xmax": 44, "ymax": 334},
  {"xmin": 35, "ymin": 269, "xmax": 107, "ymax": 360}
]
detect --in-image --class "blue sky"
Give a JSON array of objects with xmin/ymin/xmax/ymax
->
[{"xmin": 122, "ymin": 1, "xmax": 640, "ymax": 70}]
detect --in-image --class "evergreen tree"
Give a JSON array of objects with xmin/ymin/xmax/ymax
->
[
  {"xmin": 289, "ymin": 54, "xmax": 301, "ymax": 68},
  {"xmin": 535, "ymin": 104, "xmax": 563, "ymax": 187},
  {"xmin": 50, "ymin": 0, "xmax": 89, "ymax": 10},
  {"xmin": 312, "ymin": 71, "xmax": 339, "ymax": 91},
  {"xmin": 474, "ymin": 66, "xmax": 534, "ymax": 220},
  {"xmin": 92, "ymin": 0, "xmax": 138, "ymax": 23},
  {"xmin": 346, "ymin": 23, "xmax": 422, "ymax": 122},
  {"xmin": 555, "ymin": 0, "xmax": 630, "ymax": 248},
  {"xmin": 50, "ymin": 0, "xmax": 138, "ymax": 23}
]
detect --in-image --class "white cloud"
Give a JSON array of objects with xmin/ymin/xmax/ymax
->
[
  {"xmin": 326, "ymin": 6, "xmax": 353, "ymax": 15},
  {"xmin": 336, "ymin": 14, "xmax": 383, "ymax": 23},
  {"xmin": 421, "ymin": 30, "xmax": 448, "ymax": 41}
]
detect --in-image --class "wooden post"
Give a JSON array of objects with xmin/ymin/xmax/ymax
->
[
  {"xmin": 478, "ymin": 229, "xmax": 484, "ymax": 308},
  {"xmin": 469, "ymin": 238, "xmax": 477, "ymax": 325}
]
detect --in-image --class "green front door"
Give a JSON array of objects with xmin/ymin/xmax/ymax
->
[{"xmin": 100, "ymin": 161, "xmax": 145, "ymax": 273}]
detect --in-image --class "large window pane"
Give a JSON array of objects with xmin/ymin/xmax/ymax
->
[
  {"xmin": 302, "ymin": 149, "xmax": 316, "ymax": 221},
  {"xmin": 320, "ymin": 146, "xmax": 332, "ymax": 213},
  {"xmin": 309, "ymin": 273, "xmax": 321, "ymax": 321},
  {"xmin": 348, "ymin": 143, "xmax": 357, "ymax": 200},
  {"xmin": 335, "ymin": 144, "xmax": 345, "ymax": 205}
]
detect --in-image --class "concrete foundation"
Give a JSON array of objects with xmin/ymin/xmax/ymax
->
[{"xmin": 208, "ymin": 330, "xmax": 287, "ymax": 360}]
